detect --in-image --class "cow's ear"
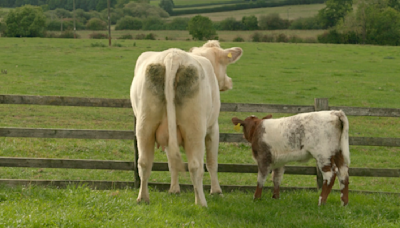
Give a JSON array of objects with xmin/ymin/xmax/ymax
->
[
  {"xmin": 232, "ymin": 117, "xmax": 245, "ymax": 126},
  {"xmin": 262, "ymin": 114, "xmax": 272, "ymax": 120},
  {"xmin": 224, "ymin": 47, "xmax": 243, "ymax": 64}
]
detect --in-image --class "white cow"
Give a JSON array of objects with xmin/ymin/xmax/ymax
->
[{"xmin": 130, "ymin": 41, "xmax": 243, "ymax": 206}]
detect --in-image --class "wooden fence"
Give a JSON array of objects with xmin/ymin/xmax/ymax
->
[{"xmin": 1, "ymin": 94, "xmax": 400, "ymax": 195}]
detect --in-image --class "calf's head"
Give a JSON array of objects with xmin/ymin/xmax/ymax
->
[
  {"xmin": 231, "ymin": 114, "xmax": 272, "ymax": 142},
  {"xmin": 189, "ymin": 40, "xmax": 243, "ymax": 92}
]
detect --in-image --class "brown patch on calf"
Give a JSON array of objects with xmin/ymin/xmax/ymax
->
[
  {"xmin": 319, "ymin": 172, "xmax": 336, "ymax": 205},
  {"xmin": 254, "ymin": 183, "xmax": 263, "ymax": 200},
  {"xmin": 333, "ymin": 150, "xmax": 345, "ymax": 169},
  {"xmin": 272, "ymin": 185, "xmax": 280, "ymax": 199},
  {"xmin": 257, "ymin": 140, "xmax": 272, "ymax": 172},
  {"xmin": 321, "ymin": 165, "xmax": 332, "ymax": 173},
  {"xmin": 232, "ymin": 115, "xmax": 274, "ymax": 200},
  {"xmin": 340, "ymin": 176, "xmax": 349, "ymax": 206}
]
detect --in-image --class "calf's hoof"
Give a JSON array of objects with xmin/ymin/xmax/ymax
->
[{"xmin": 272, "ymin": 194, "xmax": 280, "ymax": 199}]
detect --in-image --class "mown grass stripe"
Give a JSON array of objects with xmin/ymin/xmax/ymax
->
[
  {"xmin": 0, "ymin": 158, "xmax": 399, "ymax": 177},
  {"xmin": 2, "ymin": 128, "xmax": 400, "ymax": 147}
]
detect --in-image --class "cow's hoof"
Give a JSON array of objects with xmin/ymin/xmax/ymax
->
[
  {"xmin": 168, "ymin": 190, "xmax": 180, "ymax": 195},
  {"xmin": 169, "ymin": 185, "xmax": 180, "ymax": 194},
  {"xmin": 137, "ymin": 198, "xmax": 150, "ymax": 205},
  {"xmin": 210, "ymin": 192, "xmax": 224, "ymax": 197}
]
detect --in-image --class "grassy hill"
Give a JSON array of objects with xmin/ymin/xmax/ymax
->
[
  {"xmin": 170, "ymin": 3, "xmax": 325, "ymax": 21},
  {"xmin": 0, "ymin": 38, "xmax": 399, "ymax": 227}
]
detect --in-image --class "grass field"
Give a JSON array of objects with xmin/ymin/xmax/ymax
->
[
  {"xmin": 170, "ymin": 4, "xmax": 325, "ymax": 21},
  {"xmin": 0, "ymin": 38, "xmax": 399, "ymax": 226},
  {"xmin": 73, "ymin": 29, "xmax": 324, "ymax": 41},
  {"xmin": 150, "ymin": 0, "xmax": 241, "ymax": 7}
]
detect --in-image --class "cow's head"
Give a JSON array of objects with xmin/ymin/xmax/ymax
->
[
  {"xmin": 189, "ymin": 40, "xmax": 243, "ymax": 92},
  {"xmin": 232, "ymin": 115, "xmax": 272, "ymax": 142}
]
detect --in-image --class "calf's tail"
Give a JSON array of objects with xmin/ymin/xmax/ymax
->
[{"xmin": 337, "ymin": 110, "xmax": 350, "ymax": 166}]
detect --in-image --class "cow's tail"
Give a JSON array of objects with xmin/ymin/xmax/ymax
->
[
  {"xmin": 164, "ymin": 50, "xmax": 185, "ymax": 172},
  {"xmin": 337, "ymin": 110, "xmax": 350, "ymax": 166}
]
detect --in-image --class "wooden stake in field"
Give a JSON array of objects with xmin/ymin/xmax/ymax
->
[
  {"xmin": 73, "ymin": 0, "xmax": 76, "ymax": 39},
  {"xmin": 108, "ymin": 0, "xmax": 111, "ymax": 46}
]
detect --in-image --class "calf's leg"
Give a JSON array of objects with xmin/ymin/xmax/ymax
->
[
  {"xmin": 254, "ymin": 160, "xmax": 271, "ymax": 200},
  {"xmin": 272, "ymin": 167, "xmax": 285, "ymax": 199},
  {"xmin": 337, "ymin": 166, "xmax": 349, "ymax": 206},
  {"xmin": 317, "ymin": 158, "xmax": 336, "ymax": 206},
  {"xmin": 333, "ymin": 151, "xmax": 350, "ymax": 206}
]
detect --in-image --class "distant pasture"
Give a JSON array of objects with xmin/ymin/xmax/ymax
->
[{"xmin": 169, "ymin": 3, "xmax": 325, "ymax": 21}]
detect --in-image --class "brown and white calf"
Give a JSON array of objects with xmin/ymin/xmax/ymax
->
[{"xmin": 232, "ymin": 110, "xmax": 350, "ymax": 206}]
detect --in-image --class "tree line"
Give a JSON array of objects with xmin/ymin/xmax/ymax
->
[
  {"xmin": 0, "ymin": 0, "xmax": 118, "ymax": 12},
  {"xmin": 1, "ymin": 0, "xmax": 399, "ymax": 45}
]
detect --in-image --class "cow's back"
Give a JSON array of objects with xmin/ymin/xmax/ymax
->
[{"xmin": 261, "ymin": 111, "xmax": 344, "ymax": 164}]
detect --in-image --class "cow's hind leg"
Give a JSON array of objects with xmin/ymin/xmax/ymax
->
[
  {"xmin": 168, "ymin": 148, "xmax": 181, "ymax": 194},
  {"xmin": 317, "ymin": 157, "xmax": 336, "ymax": 206},
  {"xmin": 184, "ymin": 136, "xmax": 207, "ymax": 207},
  {"xmin": 136, "ymin": 121, "xmax": 158, "ymax": 204},
  {"xmin": 205, "ymin": 123, "xmax": 222, "ymax": 195},
  {"xmin": 272, "ymin": 167, "xmax": 285, "ymax": 199}
]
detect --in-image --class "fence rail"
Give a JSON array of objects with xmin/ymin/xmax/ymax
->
[
  {"xmin": 1, "ymin": 128, "xmax": 400, "ymax": 147},
  {"xmin": 1, "ymin": 95, "xmax": 399, "ymax": 194},
  {"xmin": 0, "ymin": 157, "xmax": 399, "ymax": 177},
  {"xmin": 2, "ymin": 94, "xmax": 400, "ymax": 116}
]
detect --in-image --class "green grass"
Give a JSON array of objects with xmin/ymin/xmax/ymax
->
[
  {"xmin": 0, "ymin": 185, "xmax": 399, "ymax": 227},
  {"xmin": 170, "ymin": 3, "xmax": 325, "ymax": 21},
  {"xmin": 0, "ymin": 38, "xmax": 399, "ymax": 226},
  {"xmin": 65, "ymin": 29, "xmax": 325, "ymax": 41}
]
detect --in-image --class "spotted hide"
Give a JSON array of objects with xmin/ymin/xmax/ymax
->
[
  {"xmin": 131, "ymin": 40, "xmax": 243, "ymax": 207},
  {"xmin": 232, "ymin": 110, "xmax": 350, "ymax": 206}
]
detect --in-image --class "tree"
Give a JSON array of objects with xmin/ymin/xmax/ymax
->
[
  {"xmin": 388, "ymin": 0, "xmax": 400, "ymax": 11},
  {"xmin": 258, "ymin": 13, "xmax": 289, "ymax": 30},
  {"xmin": 335, "ymin": 0, "xmax": 400, "ymax": 45},
  {"xmin": 4, "ymin": 5, "xmax": 46, "ymax": 37},
  {"xmin": 318, "ymin": 0, "xmax": 353, "ymax": 28},
  {"xmin": 166, "ymin": 17, "xmax": 189, "ymax": 30},
  {"xmin": 0, "ymin": 21, "xmax": 7, "ymax": 36},
  {"xmin": 187, "ymin": 15, "xmax": 217, "ymax": 40},
  {"xmin": 96, "ymin": 0, "xmax": 117, "ymax": 12},
  {"xmin": 86, "ymin": 18, "xmax": 107, "ymax": 30},
  {"xmin": 142, "ymin": 17, "xmax": 165, "ymax": 30},
  {"xmin": 219, "ymin": 17, "xmax": 244, "ymax": 30},
  {"xmin": 159, "ymin": 0, "xmax": 173, "ymax": 15},
  {"xmin": 242, "ymin": 15, "xmax": 258, "ymax": 30},
  {"xmin": 115, "ymin": 16, "xmax": 142, "ymax": 30}
]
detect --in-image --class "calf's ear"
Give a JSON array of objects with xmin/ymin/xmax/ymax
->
[
  {"xmin": 232, "ymin": 117, "xmax": 244, "ymax": 126},
  {"xmin": 262, "ymin": 114, "xmax": 273, "ymax": 120}
]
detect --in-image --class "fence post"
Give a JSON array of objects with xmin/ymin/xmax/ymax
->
[
  {"xmin": 314, "ymin": 98, "xmax": 329, "ymax": 190},
  {"xmin": 133, "ymin": 115, "xmax": 140, "ymax": 189}
]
